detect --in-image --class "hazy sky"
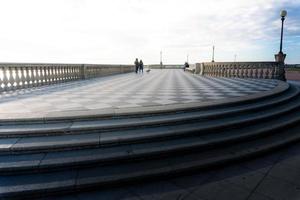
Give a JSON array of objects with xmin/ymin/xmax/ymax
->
[{"xmin": 0, "ymin": 0, "xmax": 299, "ymax": 64}]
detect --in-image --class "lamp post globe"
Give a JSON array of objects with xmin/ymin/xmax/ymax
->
[{"xmin": 280, "ymin": 10, "xmax": 287, "ymax": 18}]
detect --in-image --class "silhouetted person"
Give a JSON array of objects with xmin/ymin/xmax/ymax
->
[
  {"xmin": 184, "ymin": 62, "xmax": 189, "ymax": 71},
  {"xmin": 139, "ymin": 60, "xmax": 144, "ymax": 74},
  {"xmin": 134, "ymin": 58, "xmax": 139, "ymax": 73}
]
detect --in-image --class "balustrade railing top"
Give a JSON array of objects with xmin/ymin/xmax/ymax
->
[
  {"xmin": 191, "ymin": 62, "xmax": 285, "ymax": 81},
  {"xmin": 0, "ymin": 63, "xmax": 134, "ymax": 92}
]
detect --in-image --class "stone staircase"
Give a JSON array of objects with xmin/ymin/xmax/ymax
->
[{"xmin": 1, "ymin": 82, "xmax": 300, "ymax": 199}]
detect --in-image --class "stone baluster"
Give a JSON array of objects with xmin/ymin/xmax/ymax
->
[
  {"xmin": 2, "ymin": 66, "xmax": 9, "ymax": 91},
  {"xmin": 25, "ymin": 67, "xmax": 30, "ymax": 88},
  {"xmin": 66, "ymin": 66, "xmax": 70, "ymax": 81},
  {"xmin": 53, "ymin": 67, "xmax": 57, "ymax": 83},
  {"xmin": 62, "ymin": 66, "xmax": 65, "ymax": 82},
  {"xmin": 33, "ymin": 66, "xmax": 37, "ymax": 87},
  {"xmin": 221, "ymin": 65, "xmax": 225, "ymax": 77},
  {"xmin": 259, "ymin": 65, "xmax": 264, "ymax": 79},
  {"xmin": 58, "ymin": 66, "xmax": 61, "ymax": 82},
  {"xmin": 20, "ymin": 67, "xmax": 26, "ymax": 89},
  {"xmin": 43, "ymin": 66, "xmax": 47, "ymax": 84},
  {"xmin": 54, "ymin": 66, "xmax": 58, "ymax": 83},
  {"xmin": 15, "ymin": 66, "xmax": 21, "ymax": 89},
  {"xmin": 224, "ymin": 65, "xmax": 227, "ymax": 77},
  {"xmin": 71, "ymin": 67, "xmax": 74, "ymax": 80},
  {"xmin": 62, "ymin": 66, "xmax": 66, "ymax": 82},
  {"xmin": 59, "ymin": 66, "xmax": 63, "ymax": 82},
  {"xmin": 248, "ymin": 65, "xmax": 252, "ymax": 78},
  {"xmin": 48, "ymin": 66, "xmax": 53, "ymax": 85},
  {"xmin": 238, "ymin": 65, "xmax": 241, "ymax": 77},
  {"xmin": 63, "ymin": 66, "xmax": 67, "ymax": 82},
  {"xmin": 271, "ymin": 64, "xmax": 275, "ymax": 79},
  {"xmin": 73, "ymin": 67, "xmax": 77, "ymax": 80},
  {"xmin": 265, "ymin": 66, "xmax": 270, "ymax": 79},
  {"xmin": 0, "ymin": 66, "xmax": 4, "ymax": 92},
  {"xmin": 38, "ymin": 66, "xmax": 43, "ymax": 85},
  {"xmin": 69, "ymin": 67, "xmax": 73, "ymax": 80},
  {"xmin": 8, "ymin": 67, "xmax": 15, "ymax": 90},
  {"xmin": 50, "ymin": 67, "xmax": 54, "ymax": 83},
  {"xmin": 29, "ymin": 66, "xmax": 34, "ymax": 87},
  {"xmin": 241, "ymin": 65, "xmax": 245, "ymax": 78},
  {"xmin": 56, "ymin": 66, "xmax": 60, "ymax": 83},
  {"xmin": 36, "ymin": 66, "xmax": 41, "ymax": 86},
  {"xmin": 255, "ymin": 65, "xmax": 259, "ymax": 79}
]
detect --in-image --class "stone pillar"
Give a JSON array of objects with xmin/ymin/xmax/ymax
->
[
  {"xmin": 80, "ymin": 64, "xmax": 86, "ymax": 79},
  {"xmin": 277, "ymin": 63, "xmax": 286, "ymax": 81}
]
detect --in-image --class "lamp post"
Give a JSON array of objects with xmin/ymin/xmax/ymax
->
[
  {"xmin": 275, "ymin": 10, "xmax": 287, "ymax": 63},
  {"xmin": 160, "ymin": 51, "xmax": 163, "ymax": 69},
  {"xmin": 212, "ymin": 46, "xmax": 215, "ymax": 62}
]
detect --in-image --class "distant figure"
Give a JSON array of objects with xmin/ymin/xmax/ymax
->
[
  {"xmin": 134, "ymin": 58, "xmax": 139, "ymax": 73},
  {"xmin": 139, "ymin": 60, "xmax": 144, "ymax": 74},
  {"xmin": 184, "ymin": 62, "xmax": 189, "ymax": 71}
]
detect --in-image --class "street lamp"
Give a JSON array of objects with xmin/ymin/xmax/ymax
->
[
  {"xmin": 212, "ymin": 46, "xmax": 215, "ymax": 62},
  {"xmin": 275, "ymin": 10, "xmax": 287, "ymax": 63},
  {"xmin": 160, "ymin": 51, "xmax": 163, "ymax": 69}
]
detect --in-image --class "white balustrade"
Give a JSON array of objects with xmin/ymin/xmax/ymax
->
[
  {"xmin": 0, "ymin": 63, "xmax": 135, "ymax": 92},
  {"xmin": 190, "ymin": 62, "xmax": 285, "ymax": 81}
]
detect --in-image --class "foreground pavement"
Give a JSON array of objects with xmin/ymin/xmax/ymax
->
[{"xmin": 40, "ymin": 139, "xmax": 300, "ymax": 200}]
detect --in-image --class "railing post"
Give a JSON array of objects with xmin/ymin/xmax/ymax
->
[
  {"xmin": 80, "ymin": 64, "xmax": 86, "ymax": 79},
  {"xmin": 277, "ymin": 63, "xmax": 286, "ymax": 81}
]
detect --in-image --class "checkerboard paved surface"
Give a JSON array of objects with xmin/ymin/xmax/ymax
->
[{"xmin": 0, "ymin": 69, "xmax": 278, "ymax": 114}]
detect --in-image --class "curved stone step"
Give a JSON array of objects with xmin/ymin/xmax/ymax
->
[
  {"xmin": 0, "ymin": 85, "xmax": 298, "ymax": 139},
  {"xmin": 1, "ymin": 116, "xmax": 300, "ymax": 199},
  {"xmin": 1, "ymin": 100, "xmax": 300, "ymax": 175},
  {"xmin": 1, "ymin": 91, "xmax": 300, "ymax": 155}
]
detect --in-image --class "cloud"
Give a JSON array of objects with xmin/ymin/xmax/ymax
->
[{"xmin": 0, "ymin": 0, "xmax": 298, "ymax": 64}]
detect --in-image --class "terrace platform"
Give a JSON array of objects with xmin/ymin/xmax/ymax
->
[
  {"xmin": 0, "ymin": 69, "xmax": 281, "ymax": 119},
  {"xmin": 0, "ymin": 69, "xmax": 300, "ymax": 200}
]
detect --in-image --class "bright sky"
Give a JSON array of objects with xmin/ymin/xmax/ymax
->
[{"xmin": 0, "ymin": 0, "xmax": 299, "ymax": 64}]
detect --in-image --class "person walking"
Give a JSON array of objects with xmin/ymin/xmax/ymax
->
[
  {"xmin": 139, "ymin": 60, "xmax": 144, "ymax": 74},
  {"xmin": 134, "ymin": 58, "xmax": 139, "ymax": 73},
  {"xmin": 184, "ymin": 62, "xmax": 189, "ymax": 71}
]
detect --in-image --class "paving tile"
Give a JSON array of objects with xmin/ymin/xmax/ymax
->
[
  {"xmin": 254, "ymin": 175, "xmax": 300, "ymax": 200},
  {"xmin": 210, "ymin": 165, "xmax": 265, "ymax": 191},
  {"xmin": 187, "ymin": 179, "xmax": 251, "ymax": 200},
  {"xmin": 128, "ymin": 180, "xmax": 199, "ymax": 200},
  {"xmin": 267, "ymin": 163, "xmax": 300, "ymax": 187}
]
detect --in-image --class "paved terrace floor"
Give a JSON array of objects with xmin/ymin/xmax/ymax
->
[{"xmin": 0, "ymin": 69, "xmax": 278, "ymax": 115}]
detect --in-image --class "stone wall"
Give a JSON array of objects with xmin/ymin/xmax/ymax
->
[{"xmin": 0, "ymin": 63, "xmax": 134, "ymax": 92}]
